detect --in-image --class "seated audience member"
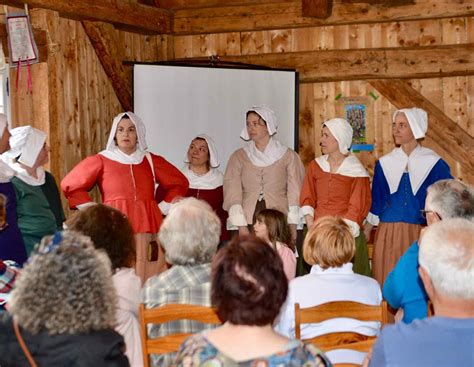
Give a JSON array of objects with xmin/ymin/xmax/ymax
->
[
  {"xmin": 0, "ymin": 117, "xmax": 27, "ymax": 265},
  {"xmin": 276, "ymin": 216, "xmax": 381, "ymax": 365},
  {"xmin": 0, "ymin": 259, "xmax": 20, "ymax": 312},
  {"xmin": 67, "ymin": 204, "xmax": 143, "ymax": 367},
  {"xmin": 369, "ymin": 218, "xmax": 474, "ymax": 367},
  {"xmin": 383, "ymin": 179, "xmax": 474, "ymax": 323},
  {"xmin": 2, "ymin": 126, "xmax": 65, "ymax": 256},
  {"xmin": 143, "ymin": 197, "xmax": 221, "ymax": 367},
  {"xmin": 254, "ymin": 208, "xmax": 297, "ymax": 281},
  {"xmin": 0, "ymin": 230, "xmax": 129, "ymax": 367},
  {"xmin": 175, "ymin": 236, "xmax": 331, "ymax": 366}
]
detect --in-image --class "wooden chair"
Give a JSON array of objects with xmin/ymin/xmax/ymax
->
[
  {"xmin": 295, "ymin": 300, "xmax": 388, "ymax": 366},
  {"xmin": 139, "ymin": 303, "xmax": 221, "ymax": 367}
]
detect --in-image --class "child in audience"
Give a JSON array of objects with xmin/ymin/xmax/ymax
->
[{"xmin": 254, "ymin": 209, "xmax": 297, "ymax": 281}]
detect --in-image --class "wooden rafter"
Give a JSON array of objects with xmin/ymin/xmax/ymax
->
[
  {"xmin": 369, "ymin": 79, "xmax": 474, "ymax": 174},
  {"xmin": 1, "ymin": 0, "xmax": 171, "ymax": 34},
  {"xmin": 173, "ymin": 1, "xmax": 474, "ymax": 35},
  {"xmin": 216, "ymin": 43, "xmax": 474, "ymax": 83},
  {"xmin": 302, "ymin": 0, "xmax": 333, "ymax": 19},
  {"xmin": 154, "ymin": 0, "xmax": 292, "ymax": 9},
  {"xmin": 82, "ymin": 21, "xmax": 132, "ymax": 111}
]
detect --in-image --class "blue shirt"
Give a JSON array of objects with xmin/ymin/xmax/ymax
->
[
  {"xmin": 383, "ymin": 242, "xmax": 428, "ymax": 323},
  {"xmin": 370, "ymin": 317, "xmax": 474, "ymax": 367},
  {"xmin": 370, "ymin": 159, "xmax": 452, "ymax": 224}
]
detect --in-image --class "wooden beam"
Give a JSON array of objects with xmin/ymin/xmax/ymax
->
[
  {"xmin": 82, "ymin": 21, "xmax": 132, "ymax": 111},
  {"xmin": 173, "ymin": 1, "xmax": 474, "ymax": 35},
  {"xmin": 216, "ymin": 43, "xmax": 474, "ymax": 83},
  {"xmin": 302, "ymin": 0, "xmax": 333, "ymax": 18},
  {"xmin": 1, "ymin": 0, "xmax": 171, "ymax": 34},
  {"xmin": 154, "ymin": 0, "xmax": 291, "ymax": 9},
  {"xmin": 369, "ymin": 79, "xmax": 474, "ymax": 174},
  {"xmin": 0, "ymin": 24, "xmax": 48, "ymax": 62}
]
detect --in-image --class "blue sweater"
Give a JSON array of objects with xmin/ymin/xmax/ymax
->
[{"xmin": 383, "ymin": 242, "xmax": 428, "ymax": 323}]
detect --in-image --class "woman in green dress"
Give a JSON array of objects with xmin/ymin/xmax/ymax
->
[{"xmin": 1, "ymin": 126, "xmax": 64, "ymax": 255}]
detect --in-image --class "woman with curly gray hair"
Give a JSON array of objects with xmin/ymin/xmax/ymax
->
[{"xmin": 0, "ymin": 230, "xmax": 130, "ymax": 367}]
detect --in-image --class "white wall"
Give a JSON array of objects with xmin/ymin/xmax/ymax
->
[{"xmin": 134, "ymin": 64, "xmax": 297, "ymax": 172}]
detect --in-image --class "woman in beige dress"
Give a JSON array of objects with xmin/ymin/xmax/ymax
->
[{"xmin": 223, "ymin": 106, "xmax": 305, "ymax": 243}]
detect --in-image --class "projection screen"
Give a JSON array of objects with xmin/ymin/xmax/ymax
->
[{"xmin": 133, "ymin": 64, "xmax": 298, "ymax": 172}]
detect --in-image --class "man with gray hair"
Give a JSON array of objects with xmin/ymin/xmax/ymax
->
[
  {"xmin": 383, "ymin": 179, "xmax": 474, "ymax": 323},
  {"xmin": 369, "ymin": 218, "xmax": 474, "ymax": 366},
  {"xmin": 143, "ymin": 197, "xmax": 221, "ymax": 366}
]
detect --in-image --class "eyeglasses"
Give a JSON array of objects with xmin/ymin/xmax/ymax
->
[{"xmin": 420, "ymin": 210, "xmax": 441, "ymax": 220}]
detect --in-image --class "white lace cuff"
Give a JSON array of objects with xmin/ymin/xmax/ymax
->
[
  {"xmin": 366, "ymin": 212, "xmax": 380, "ymax": 226},
  {"xmin": 343, "ymin": 218, "xmax": 360, "ymax": 238},
  {"xmin": 158, "ymin": 201, "xmax": 172, "ymax": 216},
  {"xmin": 301, "ymin": 205, "xmax": 314, "ymax": 218},
  {"xmin": 287, "ymin": 206, "xmax": 300, "ymax": 225},
  {"xmin": 227, "ymin": 204, "xmax": 247, "ymax": 230}
]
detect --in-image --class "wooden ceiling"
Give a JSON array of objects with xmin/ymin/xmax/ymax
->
[{"xmin": 2, "ymin": 0, "xmax": 471, "ymax": 35}]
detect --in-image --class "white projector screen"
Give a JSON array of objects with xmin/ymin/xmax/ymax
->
[{"xmin": 133, "ymin": 64, "xmax": 298, "ymax": 172}]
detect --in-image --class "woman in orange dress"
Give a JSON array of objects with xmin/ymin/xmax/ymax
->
[{"xmin": 300, "ymin": 118, "xmax": 371, "ymax": 276}]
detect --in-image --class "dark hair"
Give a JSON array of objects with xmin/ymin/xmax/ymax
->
[
  {"xmin": 211, "ymin": 235, "xmax": 288, "ymax": 326},
  {"xmin": 255, "ymin": 208, "xmax": 294, "ymax": 251},
  {"xmin": 66, "ymin": 204, "xmax": 136, "ymax": 269},
  {"xmin": 246, "ymin": 111, "xmax": 266, "ymax": 125}
]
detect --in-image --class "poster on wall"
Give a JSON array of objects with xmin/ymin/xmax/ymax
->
[
  {"xmin": 345, "ymin": 102, "xmax": 366, "ymax": 144},
  {"xmin": 6, "ymin": 13, "xmax": 38, "ymax": 67},
  {"xmin": 6, "ymin": 12, "xmax": 39, "ymax": 93},
  {"xmin": 336, "ymin": 96, "xmax": 374, "ymax": 152}
]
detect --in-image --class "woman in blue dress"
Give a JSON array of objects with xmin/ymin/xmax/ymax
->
[{"xmin": 364, "ymin": 107, "xmax": 452, "ymax": 285}]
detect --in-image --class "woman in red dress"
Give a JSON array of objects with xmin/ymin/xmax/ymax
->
[{"xmin": 61, "ymin": 112, "xmax": 188, "ymax": 282}]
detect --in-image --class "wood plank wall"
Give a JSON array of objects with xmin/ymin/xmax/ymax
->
[
  {"xmin": 1, "ymin": 8, "xmax": 472, "ymax": 216},
  {"xmin": 173, "ymin": 17, "xmax": 474, "ymax": 182},
  {"xmin": 2, "ymin": 8, "xmax": 169, "ymax": 210}
]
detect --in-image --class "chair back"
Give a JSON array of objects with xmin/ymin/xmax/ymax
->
[
  {"xmin": 139, "ymin": 303, "xmax": 221, "ymax": 367},
  {"xmin": 295, "ymin": 300, "xmax": 388, "ymax": 364}
]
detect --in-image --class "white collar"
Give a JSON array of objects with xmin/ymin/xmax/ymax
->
[
  {"xmin": 315, "ymin": 155, "xmax": 369, "ymax": 178},
  {"xmin": 242, "ymin": 137, "xmax": 288, "ymax": 167},
  {"xmin": 8, "ymin": 161, "xmax": 45, "ymax": 186},
  {"xmin": 99, "ymin": 146, "xmax": 146, "ymax": 165},
  {"xmin": 181, "ymin": 166, "xmax": 223, "ymax": 190},
  {"xmin": 379, "ymin": 145, "xmax": 440, "ymax": 195},
  {"xmin": 310, "ymin": 263, "xmax": 354, "ymax": 275},
  {"xmin": 0, "ymin": 158, "xmax": 15, "ymax": 183}
]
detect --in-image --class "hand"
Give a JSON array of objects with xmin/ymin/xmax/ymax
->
[
  {"xmin": 238, "ymin": 226, "xmax": 250, "ymax": 236},
  {"xmin": 305, "ymin": 215, "xmax": 314, "ymax": 229},
  {"xmin": 289, "ymin": 224, "xmax": 297, "ymax": 244},
  {"xmin": 394, "ymin": 308, "xmax": 404, "ymax": 322},
  {"xmin": 364, "ymin": 223, "xmax": 373, "ymax": 242}
]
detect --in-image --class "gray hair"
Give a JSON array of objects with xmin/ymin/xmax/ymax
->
[
  {"xmin": 419, "ymin": 218, "xmax": 474, "ymax": 299},
  {"xmin": 426, "ymin": 179, "xmax": 474, "ymax": 219},
  {"xmin": 9, "ymin": 230, "xmax": 117, "ymax": 335},
  {"xmin": 159, "ymin": 197, "xmax": 220, "ymax": 266}
]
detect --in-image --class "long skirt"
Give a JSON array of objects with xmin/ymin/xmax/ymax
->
[
  {"xmin": 353, "ymin": 232, "xmax": 371, "ymax": 277},
  {"xmin": 372, "ymin": 222, "xmax": 422, "ymax": 286},
  {"xmin": 135, "ymin": 233, "xmax": 167, "ymax": 283}
]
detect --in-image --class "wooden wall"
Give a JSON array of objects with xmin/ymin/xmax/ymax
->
[
  {"xmin": 2, "ymin": 9, "xmax": 169, "ymax": 208},
  {"xmin": 172, "ymin": 17, "xmax": 474, "ymax": 182},
  {"xmin": 1, "ymin": 4, "xmax": 472, "ymax": 216}
]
